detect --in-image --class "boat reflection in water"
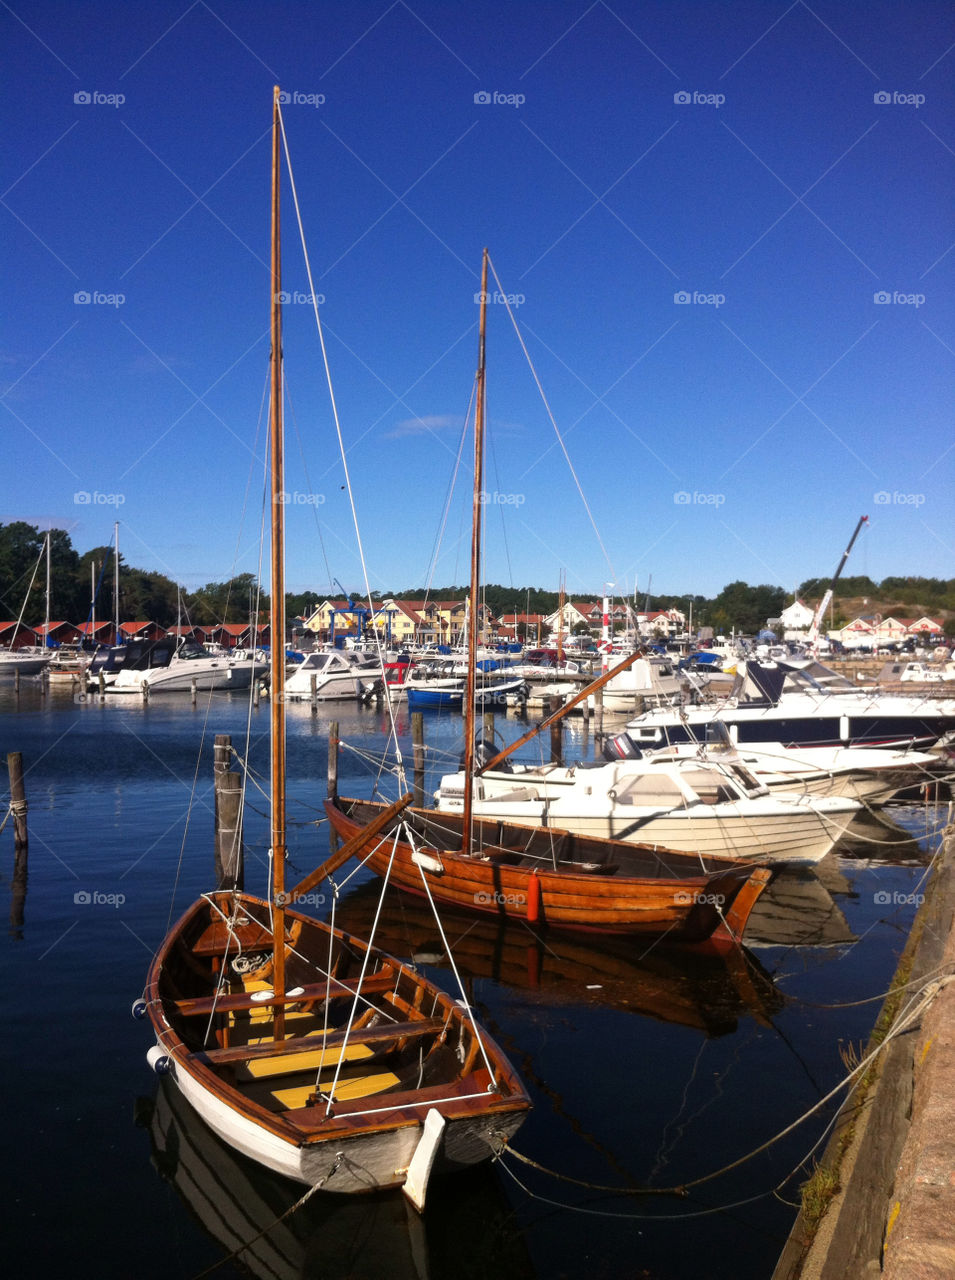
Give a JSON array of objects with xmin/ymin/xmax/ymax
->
[
  {"xmin": 139, "ymin": 1077, "xmax": 534, "ymax": 1280},
  {"xmin": 744, "ymin": 862, "xmax": 856, "ymax": 950},
  {"xmin": 333, "ymin": 881, "xmax": 783, "ymax": 1039},
  {"xmin": 744, "ymin": 805, "xmax": 938, "ymax": 950}
]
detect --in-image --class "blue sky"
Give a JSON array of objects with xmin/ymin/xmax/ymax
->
[{"xmin": 2, "ymin": 1, "xmax": 952, "ymax": 608}]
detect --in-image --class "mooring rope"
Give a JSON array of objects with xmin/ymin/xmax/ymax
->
[
  {"xmin": 497, "ymin": 971, "xmax": 955, "ymax": 1218},
  {"xmin": 190, "ymin": 1152, "xmax": 345, "ymax": 1278}
]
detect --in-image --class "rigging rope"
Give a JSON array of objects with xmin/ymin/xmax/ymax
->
[
  {"xmin": 277, "ymin": 101, "xmax": 407, "ymax": 788},
  {"xmin": 486, "ymin": 254, "xmax": 617, "ymax": 585}
]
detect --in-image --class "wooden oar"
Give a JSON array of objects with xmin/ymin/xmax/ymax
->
[
  {"xmin": 475, "ymin": 648, "xmax": 647, "ymax": 775},
  {"xmin": 288, "ymin": 793, "xmax": 413, "ymax": 900}
]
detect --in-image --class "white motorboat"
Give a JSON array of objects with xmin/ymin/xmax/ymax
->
[
  {"xmin": 0, "ymin": 648, "xmax": 53, "ymax": 677},
  {"xmin": 623, "ymin": 659, "xmax": 955, "ymax": 751},
  {"xmin": 283, "ymin": 647, "xmax": 379, "ymax": 701},
  {"xmin": 108, "ymin": 640, "xmax": 267, "ymax": 694},
  {"xmin": 626, "ymin": 736, "xmax": 944, "ymax": 804},
  {"xmin": 435, "ymin": 751, "xmax": 861, "ymax": 864}
]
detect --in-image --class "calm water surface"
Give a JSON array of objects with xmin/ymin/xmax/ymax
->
[{"xmin": 0, "ymin": 682, "xmax": 944, "ymax": 1279}]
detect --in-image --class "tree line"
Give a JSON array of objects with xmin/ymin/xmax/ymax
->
[{"xmin": 2, "ymin": 523, "xmax": 951, "ymax": 634}]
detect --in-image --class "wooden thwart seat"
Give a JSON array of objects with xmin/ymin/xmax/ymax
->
[
  {"xmin": 190, "ymin": 1016, "xmax": 447, "ymax": 1067},
  {"xmin": 173, "ymin": 972, "xmax": 397, "ymax": 1017},
  {"xmin": 272, "ymin": 1070, "xmax": 402, "ymax": 1109}
]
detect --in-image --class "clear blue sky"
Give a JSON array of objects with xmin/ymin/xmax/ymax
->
[{"xmin": 3, "ymin": 1, "xmax": 952, "ymax": 608}]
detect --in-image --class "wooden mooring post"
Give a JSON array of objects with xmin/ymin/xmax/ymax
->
[
  {"xmin": 412, "ymin": 712, "xmax": 425, "ymax": 807},
  {"xmin": 6, "ymin": 753, "xmax": 28, "ymax": 937},
  {"xmin": 327, "ymin": 721, "xmax": 339, "ymax": 801},
  {"xmin": 6, "ymin": 752, "xmax": 28, "ymax": 855},
  {"xmin": 213, "ymin": 734, "xmax": 244, "ymax": 890},
  {"xmin": 549, "ymin": 695, "xmax": 563, "ymax": 764},
  {"xmin": 483, "ymin": 710, "xmax": 495, "ymax": 743}
]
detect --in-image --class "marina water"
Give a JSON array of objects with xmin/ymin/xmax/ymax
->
[{"xmin": 1, "ymin": 682, "xmax": 942, "ymax": 1278}]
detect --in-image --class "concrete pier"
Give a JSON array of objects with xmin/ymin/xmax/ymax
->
[{"xmin": 773, "ymin": 820, "xmax": 955, "ymax": 1279}]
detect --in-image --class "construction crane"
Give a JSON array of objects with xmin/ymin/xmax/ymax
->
[{"xmin": 807, "ymin": 515, "xmax": 869, "ymax": 648}]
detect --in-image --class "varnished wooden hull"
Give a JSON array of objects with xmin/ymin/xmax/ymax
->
[
  {"xmin": 144, "ymin": 893, "xmax": 530, "ymax": 1195},
  {"xmin": 325, "ymin": 798, "xmax": 772, "ymax": 952}
]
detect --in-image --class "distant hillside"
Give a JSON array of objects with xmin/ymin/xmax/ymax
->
[{"xmin": 810, "ymin": 595, "xmax": 953, "ymax": 630}]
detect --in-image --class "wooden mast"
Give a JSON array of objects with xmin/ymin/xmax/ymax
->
[
  {"xmin": 461, "ymin": 249, "xmax": 489, "ymax": 848},
  {"xmin": 269, "ymin": 85, "xmax": 287, "ymax": 1040}
]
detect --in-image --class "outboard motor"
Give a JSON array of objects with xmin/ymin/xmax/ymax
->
[{"xmin": 602, "ymin": 733, "xmax": 643, "ymax": 762}]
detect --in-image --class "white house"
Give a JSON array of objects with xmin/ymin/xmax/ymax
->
[{"xmin": 779, "ymin": 599, "xmax": 815, "ymax": 635}]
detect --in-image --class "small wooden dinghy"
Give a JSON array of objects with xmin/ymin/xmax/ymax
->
[{"xmin": 143, "ymin": 890, "xmax": 530, "ymax": 1205}]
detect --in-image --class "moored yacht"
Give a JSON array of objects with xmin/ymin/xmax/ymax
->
[
  {"xmin": 435, "ymin": 751, "xmax": 861, "ymax": 864},
  {"xmin": 622, "ymin": 659, "xmax": 955, "ymax": 751}
]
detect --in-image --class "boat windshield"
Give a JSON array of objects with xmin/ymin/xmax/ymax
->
[
  {"xmin": 780, "ymin": 661, "xmax": 858, "ymax": 694},
  {"xmin": 176, "ymin": 642, "xmax": 209, "ymax": 660}
]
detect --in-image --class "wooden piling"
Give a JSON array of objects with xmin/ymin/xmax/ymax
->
[
  {"xmin": 412, "ymin": 712, "xmax": 425, "ymax": 808},
  {"xmin": 215, "ymin": 771, "xmax": 244, "ymax": 891},
  {"xmin": 10, "ymin": 838, "xmax": 27, "ymax": 937},
  {"xmin": 191, "ymin": 677, "xmax": 198, "ymax": 705},
  {"xmin": 549, "ymin": 695, "xmax": 563, "ymax": 763},
  {"xmin": 327, "ymin": 721, "xmax": 339, "ymax": 802},
  {"xmin": 213, "ymin": 735, "xmax": 244, "ymax": 890},
  {"xmin": 6, "ymin": 752, "xmax": 28, "ymax": 855},
  {"xmin": 594, "ymin": 685, "xmax": 604, "ymax": 747},
  {"xmin": 310, "ymin": 673, "xmax": 318, "ymax": 715},
  {"xmin": 483, "ymin": 710, "xmax": 495, "ymax": 743}
]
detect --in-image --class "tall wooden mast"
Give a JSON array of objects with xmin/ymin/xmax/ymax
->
[
  {"xmin": 269, "ymin": 86, "xmax": 287, "ymax": 1039},
  {"xmin": 461, "ymin": 249, "xmax": 489, "ymax": 847}
]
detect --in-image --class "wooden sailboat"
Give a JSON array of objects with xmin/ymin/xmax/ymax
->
[
  {"xmin": 139, "ymin": 90, "xmax": 530, "ymax": 1208},
  {"xmin": 325, "ymin": 251, "xmax": 772, "ymax": 953}
]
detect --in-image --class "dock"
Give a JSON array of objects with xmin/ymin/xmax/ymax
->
[{"xmin": 773, "ymin": 819, "xmax": 955, "ymax": 1279}]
